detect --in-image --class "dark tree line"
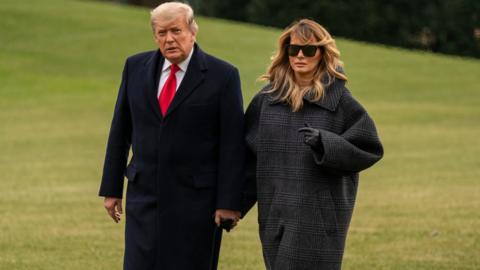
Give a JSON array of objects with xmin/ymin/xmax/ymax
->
[{"xmin": 110, "ymin": 0, "xmax": 480, "ymax": 58}]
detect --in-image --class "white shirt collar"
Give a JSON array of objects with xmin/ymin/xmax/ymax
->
[{"xmin": 162, "ymin": 46, "xmax": 195, "ymax": 73}]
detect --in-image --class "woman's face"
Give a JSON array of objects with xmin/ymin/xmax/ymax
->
[{"xmin": 288, "ymin": 35, "xmax": 322, "ymax": 78}]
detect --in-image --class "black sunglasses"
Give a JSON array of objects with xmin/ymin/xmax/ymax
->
[{"xmin": 287, "ymin": 44, "xmax": 319, "ymax": 57}]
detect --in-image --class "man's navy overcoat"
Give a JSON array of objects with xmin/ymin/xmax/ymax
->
[{"xmin": 99, "ymin": 44, "xmax": 245, "ymax": 270}]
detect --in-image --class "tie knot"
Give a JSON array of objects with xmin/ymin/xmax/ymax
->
[{"xmin": 170, "ymin": 64, "xmax": 180, "ymax": 74}]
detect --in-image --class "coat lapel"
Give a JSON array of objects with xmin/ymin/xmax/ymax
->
[
  {"xmin": 164, "ymin": 44, "xmax": 207, "ymax": 117},
  {"xmin": 304, "ymin": 78, "xmax": 345, "ymax": 112},
  {"xmin": 144, "ymin": 50, "xmax": 164, "ymax": 121},
  {"xmin": 265, "ymin": 76, "xmax": 346, "ymax": 112}
]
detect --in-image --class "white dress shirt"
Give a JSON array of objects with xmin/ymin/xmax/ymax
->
[{"xmin": 157, "ymin": 47, "xmax": 194, "ymax": 98}]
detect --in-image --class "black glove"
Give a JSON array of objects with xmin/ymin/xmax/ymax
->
[
  {"xmin": 219, "ymin": 218, "xmax": 235, "ymax": 232},
  {"xmin": 297, "ymin": 122, "xmax": 323, "ymax": 151}
]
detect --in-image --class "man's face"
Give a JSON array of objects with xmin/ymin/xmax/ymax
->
[{"xmin": 153, "ymin": 15, "xmax": 196, "ymax": 64}]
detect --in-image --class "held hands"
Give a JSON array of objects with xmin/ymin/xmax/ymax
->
[
  {"xmin": 298, "ymin": 122, "xmax": 321, "ymax": 149},
  {"xmin": 104, "ymin": 197, "xmax": 123, "ymax": 223},
  {"xmin": 103, "ymin": 199, "xmax": 242, "ymax": 231},
  {"xmin": 214, "ymin": 209, "xmax": 241, "ymax": 232}
]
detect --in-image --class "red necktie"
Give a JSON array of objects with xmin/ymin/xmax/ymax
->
[{"xmin": 158, "ymin": 64, "xmax": 180, "ymax": 116}]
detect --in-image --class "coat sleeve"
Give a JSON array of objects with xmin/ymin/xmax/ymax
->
[
  {"xmin": 215, "ymin": 67, "xmax": 246, "ymax": 211},
  {"xmin": 241, "ymin": 93, "xmax": 264, "ymax": 217},
  {"xmin": 98, "ymin": 60, "xmax": 132, "ymax": 198},
  {"xmin": 312, "ymin": 92, "xmax": 383, "ymax": 173}
]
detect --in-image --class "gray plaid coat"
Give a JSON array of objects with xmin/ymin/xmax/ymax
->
[{"xmin": 243, "ymin": 79, "xmax": 383, "ymax": 270}]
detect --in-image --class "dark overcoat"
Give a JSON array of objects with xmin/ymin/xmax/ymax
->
[
  {"xmin": 99, "ymin": 44, "xmax": 245, "ymax": 270},
  {"xmin": 243, "ymin": 79, "xmax": 383, "ymax": 270}
]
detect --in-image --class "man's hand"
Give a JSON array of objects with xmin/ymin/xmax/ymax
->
[
  {"xmin": 214, "ymin": 209, "xmax": 241, "ymax": 231},
  {"xmin": 104, "ymin": 197, "xmax": 123, "ymax": 223}
]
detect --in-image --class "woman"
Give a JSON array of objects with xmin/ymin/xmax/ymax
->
[{"xmin": 243, "ymin": 19, "xmax": 384, "ymax": 270}]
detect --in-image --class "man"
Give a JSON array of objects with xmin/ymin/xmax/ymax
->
[{"xmin": 98, "ymin": 2, "xmax": 245, "ymax": 270}]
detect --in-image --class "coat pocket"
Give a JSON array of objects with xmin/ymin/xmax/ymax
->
[{"xmin": 318, "ymin": 189, "xmax": 339, "ymax": 235}]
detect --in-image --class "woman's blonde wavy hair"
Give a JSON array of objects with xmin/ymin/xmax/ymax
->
[{"xmin": 260, "ymin": 19, "xmax": 347, "ymax": 112}]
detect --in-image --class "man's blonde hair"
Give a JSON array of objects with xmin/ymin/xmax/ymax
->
[{"xmin": 150, "ymin": 1, "xmax": 199, "ymax": 34}]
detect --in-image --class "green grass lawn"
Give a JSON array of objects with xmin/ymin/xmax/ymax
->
[{"xmin": 1, "ymin": 0, "xmax": 479, "ymax": 269}]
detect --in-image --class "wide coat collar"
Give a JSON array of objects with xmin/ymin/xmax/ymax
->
[
  {"xmin": 144, "ymin": 43, "xmax": 207, "ymax": 121},
  {"xmin": 266, "ymin": 75, "xmax": 346, "ymax": 112}
]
